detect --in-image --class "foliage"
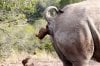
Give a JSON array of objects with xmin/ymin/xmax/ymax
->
[{"xmin": 59, "ymin": 0, "xmax": 84, "ymax": 8}]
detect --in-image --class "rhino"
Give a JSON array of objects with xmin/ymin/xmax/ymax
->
[{"xmin": 36, "ymin": 0, "xmax": 100, "ymax": 66}]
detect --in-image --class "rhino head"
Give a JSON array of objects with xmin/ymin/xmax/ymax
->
[{"xmin": 36, "ymin": 6, "xmax": 63, "ymax": 39}]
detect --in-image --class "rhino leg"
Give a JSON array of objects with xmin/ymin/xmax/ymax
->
[{"xmin": 52, "ymin": 39, "xmax": 72, "ymax": 66}]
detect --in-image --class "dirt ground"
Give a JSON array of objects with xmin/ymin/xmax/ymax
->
[{"xmin": 0, "ymin": 52, "xmax": 100, "ymax": 66}]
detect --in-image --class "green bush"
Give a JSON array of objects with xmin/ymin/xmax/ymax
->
[{"xmin": 59, "ymin": 0, "xmax": 83, "ymax": 8}]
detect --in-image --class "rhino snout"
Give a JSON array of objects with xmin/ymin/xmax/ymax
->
[{"xmin": 36, "ymin": 27, "xmax": 48, "ymax": 39}]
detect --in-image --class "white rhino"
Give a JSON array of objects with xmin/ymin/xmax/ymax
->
[{"xmin": 36, "ymin": 0, "xmax": 100, "ymax": 66}]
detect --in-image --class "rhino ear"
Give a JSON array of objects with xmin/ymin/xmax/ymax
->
[{"xmin": 44, "ymin": 6, "xmax": 59, "ymax": 21}]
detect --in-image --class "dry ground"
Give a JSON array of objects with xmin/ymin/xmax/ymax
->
[{"xmin": 0, "ymin": 51, "xmax": 100, "ymax": 66}]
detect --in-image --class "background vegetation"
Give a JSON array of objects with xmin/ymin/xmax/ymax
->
[{"xmin": 0, "ymin": 0, "xmax": 83, "ymax": 59}]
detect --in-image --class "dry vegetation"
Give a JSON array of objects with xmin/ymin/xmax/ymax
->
[
  {"xmin": 0, "ymin": 51, "xmax": 100, "ymax": 66},
  {"xmin": 0, "ymin": 51, "xmax": 63, "ymax": 66}
]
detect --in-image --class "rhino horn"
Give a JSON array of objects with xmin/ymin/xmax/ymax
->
[{"xmin": 44, "ymin": 6, "xmax": 59, "ymax": 21}]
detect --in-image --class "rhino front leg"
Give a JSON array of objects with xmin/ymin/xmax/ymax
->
[{"xmin": 52, "ymin": 39, "xmax": 72, "ymax": 66}]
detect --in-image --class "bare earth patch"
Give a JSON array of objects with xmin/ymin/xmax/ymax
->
[{"xmin": 0, "ymin": 51, "xmax": 100, "ymax": 66}]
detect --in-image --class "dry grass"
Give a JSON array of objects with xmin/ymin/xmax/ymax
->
[
  {"xmin": 0, "ymin": 51, "xmax": 62, "ymax": 66},
  {"xmin": 0, "ymin": 51, "xmax": 100, "ymax": 66}
]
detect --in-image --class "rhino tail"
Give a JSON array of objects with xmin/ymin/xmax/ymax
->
[{"xmin": 44, "ymin": 6, "xmax": 63, "ymax": 21}]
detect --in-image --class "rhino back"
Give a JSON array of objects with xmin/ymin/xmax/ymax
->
[{"xmin": 54, "ymin": 0, "xmax": 100, "ymax": 34}]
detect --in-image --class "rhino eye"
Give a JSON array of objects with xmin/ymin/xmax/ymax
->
[
  {"xmin": 46, "ymin": 24, "xmax": 50, "ymax": 34},
  {"xmin": 46, "ymin": 25, "xmax": 48, "ymax": 28},
  {"xmin": 48, "ymin": 22, "xmax": 51, "ymax": 25}
]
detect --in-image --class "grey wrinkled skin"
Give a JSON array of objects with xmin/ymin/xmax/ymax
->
[{"xmin": 38, "ymin": 0, "xmax": 100, "ymax": 66}]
